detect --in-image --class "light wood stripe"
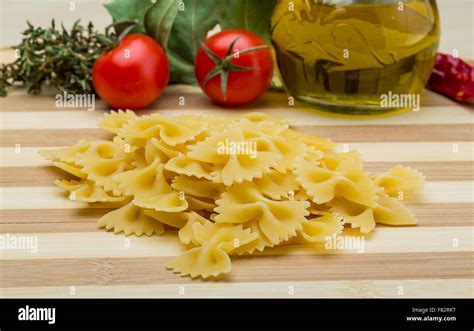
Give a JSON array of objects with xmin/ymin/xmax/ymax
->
[
  {"xmin": 1, "ymin": 107, "xmax": 471, "ymax": 131},
  {"xmin": 0, "ymin": 129, "xmax": 114, "ymax": 147},
  {"xmin": 0, "ymin": 181, "xmax": 470, "ymax": 210},
  {"xmin": 0, "ymin": 186, "xmax": 127, "ymax": 210},
  {"xmin": 2, "ymin": 142, "xmax": 472, "ymax": 168},
  {"xmin": 295, "ymin": 125, "xmax": 473, "ymax": 143},
  {"xmin": 1, "ymin": 252, "xmax": 471, "ymax": 287},
  {"xmin": 1, "ymin": 222, "xmax": 101, "ymax": 234},
  {"xmin": 1, "ymin": 227, "xmax": 471, "ymax": 261},
  {"xmin": 338, "ymin": 142, "xmax": 474, "ymax": 162},
  {"xmin": 1, "ymin": 124, "xmax": 472, "ymax": 147},
  {"xmin": 1, "ymin": 279, "xmax": 471, "ymax": 298}
]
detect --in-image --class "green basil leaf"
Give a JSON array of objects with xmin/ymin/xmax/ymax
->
[
  {"xmin": 144, "ymin": 0, "xmax": 180, "ymax": 47},
  {"xmin": 166, "ymin": 0, "xmax": 226, "ymax": 84},
  {"xmin": 167, "ymin": 51, "xmax": 196, "ymax": 85},
  {"xmin": 104, "ymin": 0, "xmax": 155, "ymax": 34},
  {"xmin": 220, "ymin": 0, "xmax": 276, "ymax": 43}
]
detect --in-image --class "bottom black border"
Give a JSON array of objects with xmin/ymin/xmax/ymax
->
[{"xmin": 0, "ymin": 299, "xmax": 472, "ymax": 330}]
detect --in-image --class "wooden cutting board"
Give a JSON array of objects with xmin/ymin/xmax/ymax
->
[{"xmin": 0, "ymin": 54, "xmax": 472, "ymax": 298}]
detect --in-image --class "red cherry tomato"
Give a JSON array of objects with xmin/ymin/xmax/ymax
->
[
  {"xmin": 195, "ymin": 30, "xmax": 274, "ymax": 107},
  {"xmin": 93, "ymin": 34, "xmax": 169, "ymax": 110}
]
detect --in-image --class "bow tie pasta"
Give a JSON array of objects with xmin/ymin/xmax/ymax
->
[{"xmin": 40, "ymin": 111, "xmax": 425, "ymax": 279}]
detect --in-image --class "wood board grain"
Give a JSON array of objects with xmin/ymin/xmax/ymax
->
[{"xmin": 0, "ymin": 55, "xmax": 473, "ymax": 298}]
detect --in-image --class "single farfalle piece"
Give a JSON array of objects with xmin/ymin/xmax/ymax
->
[
  {"xmin": 329, "ymin": 192, "xmax": 417, "ymax": 234},
  {"xmin": 149, "ymin": 138, "xmax": 185, "ymax": 161},
  {"xmin": 51, "ymin": 161, "xmax": 87, "ymax": 179},
  {"xmin": 133, "ymin": 136, "xmax": 187, "ymax": 170},
  {"xmin": 295, "ymin": 157, "xmax": 378, "ymax": 208},
  {"xmin": 55, "ymin": 179, "xmax": 126, "ymax": 203},
  {"xmin": 229, "ymin": 220, "xmax": 275, "ymax": 255},
  {"xmin": 298, "ymin": 212, "xmax": 344, "ymax": 242},
  {"xmin": 237, "ymin": 116, "xmax": 289, "ymax": 137},
  {"xmin": 328, "ymin": 198, "xmax": 377, "ymax": 233},
  {"xmin": 166, "ymin": 221, "xmax": 258, "ymax": 278},
  {"xmin": 98, "ymin": 202, "xmax": 164, "ymax": 236},
  {"xmin": 118, "ymin": 113, "xmax": 208, "ymax": 146},
  {"xmin": 253, "ymin": 171, "xmax": 300, "ymax": 200},
  {"xmin": 39, "ymin": 140, "xmax": 89, "ymax": 163},
  {"xmin": 171, "ymin": 175, "xmax": 225, "ymax": 200},
  {"xmin": 186, "ymin": 196, "xmax": 216, "ymax": 212},
  {"xmin": 241, "ymin": 112, "xmax": 289, "ymax": 125},
  {"xmin": 113, "ymin": 159, "xmax": 188, "ymax": 212},
  {"xmin": 372, "ymin": 166, "xmax": 425, "ymax": 197},
  {"xmin": 75, "ymin": 138, "xmax": 136, "ymax": 194},
  {"xmin": 165, "ymin": 154, "xmax": 213, "ymax": 180},
  {"xmin": 187, "ymin": 127, "xmax": 281, "ymax": 186},
  {"xmin": 145, "ymin": 210, "xmax": 208, "ymax": 245},
  {"xmin": 320, "ymin": 150, "xmax": 362, "ymax": 170},
  {"xmin": 98, "ymin": 109, "xmax": 137, "ymax": 134},
  {"xmin": 269, "ymin": 136, "xmax": 308, "ymax": 173},
  {"xmin": 373, "ymin": 193, "xmax": 418, "ymax": 227},
  {"xmin": 214, "ymin": 182, "xmax": 310, "ymax": 245}
]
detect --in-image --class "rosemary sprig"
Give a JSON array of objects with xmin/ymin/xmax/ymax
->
[{"xmin": 0, "ymin": 20, "xmax": 116, "ymax": 96}]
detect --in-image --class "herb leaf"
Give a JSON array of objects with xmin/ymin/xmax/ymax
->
[
  {"xmin": 165, "ymin": 0, "xmax": 226, "ymax": 84},
  {"xmin": 0, "ymin": 21, "xmax": 113, "ymax": 96},
  {"xmin": 104, "ymin": 0, "xmax": 155, "ymax": 34},
  {"xmin": 220, "ymin": 0, "xmax": 276, "ymax": 43},
  {"xmin": 144, "ymin": 0, "xmax": 180, "ymax": 47}
]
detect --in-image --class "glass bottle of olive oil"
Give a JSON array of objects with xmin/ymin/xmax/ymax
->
[{"xmin": 271, "ymin": 0, "xmax": 440, "ymax": 114}]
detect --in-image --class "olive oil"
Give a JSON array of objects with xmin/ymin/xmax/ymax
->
[{"xmin": 271, "ymin": 0, "xmax": 440, "ymax": 114}]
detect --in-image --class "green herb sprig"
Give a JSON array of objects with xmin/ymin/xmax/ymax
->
[{"xmin": 0, "ymin": 20, "xmax": 114, "ymax": 96}]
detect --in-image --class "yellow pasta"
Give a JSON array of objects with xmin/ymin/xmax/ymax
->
[
  {"xmin": 98, "ymin": 109, "xmax": 137, "ymax": 134},
  {"xmin": 55, "ymin": 179, "xmax": 126, "ymax": 203},
  {"xmin": 98, "ymin": 202, "xmax": 164, "ymax": 236},
  {"xmin": 40, "ymin": 111, "xmax": 425, "ymax": 279}
]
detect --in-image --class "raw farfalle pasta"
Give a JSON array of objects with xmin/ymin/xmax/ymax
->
[{"xmin": 40, "ymin": 111, "xmax": 425, "ymax": 279}]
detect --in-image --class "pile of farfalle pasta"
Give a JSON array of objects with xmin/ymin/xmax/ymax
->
[{"xmin": 40, "ymin": 111, "xmax": 425, "ymax": 279}]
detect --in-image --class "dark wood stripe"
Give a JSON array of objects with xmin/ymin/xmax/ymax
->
[
  {"xmin": 406, "ymin": 203, "xmax": 474, "ymax": 227},
  {"xmin": 0, "ymin": 90, "xmax": 289, "ymax": 112},
  {"xmin": 1, "ymin": 124, "xmax": 472, "ymax": 147},
  {"xmin": 0, "ymin": 204, "xmax": 471, "ymax": 234},
  {"xmin": 0, "ymin": 252, "xmax": 471, "ymax": 287},
  {"xmin": 293, "ymin": 124, "xmax": 473, "ymax": 143},
  {"xmin": 1, "ymin": 161, "xmax": 470, "ymax": 188},
  {"xmin": 0, "ymin": 166, "xmax": 74, "ymax": 187},
  {"xmin": 0, "ymin": 208, "xmax": 110, "ymax": 224},
  {"xmin": 364, "ymin": 162, "xmax": 473, "ymax": 181},
  {"xmin": 0, "ymin": 88, "xmax": 464, "ymax": 113}
]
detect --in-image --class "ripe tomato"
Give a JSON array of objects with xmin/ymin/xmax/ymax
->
[
  {"xmin": 195, "ymin": 30, "xmax": 274, "ymax": 107},
  {"xmin": 93, "ymin": 34, "xmax": 169, "ymax": 110}
]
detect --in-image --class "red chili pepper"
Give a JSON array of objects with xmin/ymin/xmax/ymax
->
[{"xmin": 428, "ymin": 53, "xmax": 474, "ymax": 104}]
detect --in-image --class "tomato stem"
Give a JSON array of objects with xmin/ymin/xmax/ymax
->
[
  {"xmin": 100, "ymin": 20, "xmax": 138, "ymax": 50},
  {"xmin": 201, "ymin": 37, "xmax": 272, "ymax": 101}
]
